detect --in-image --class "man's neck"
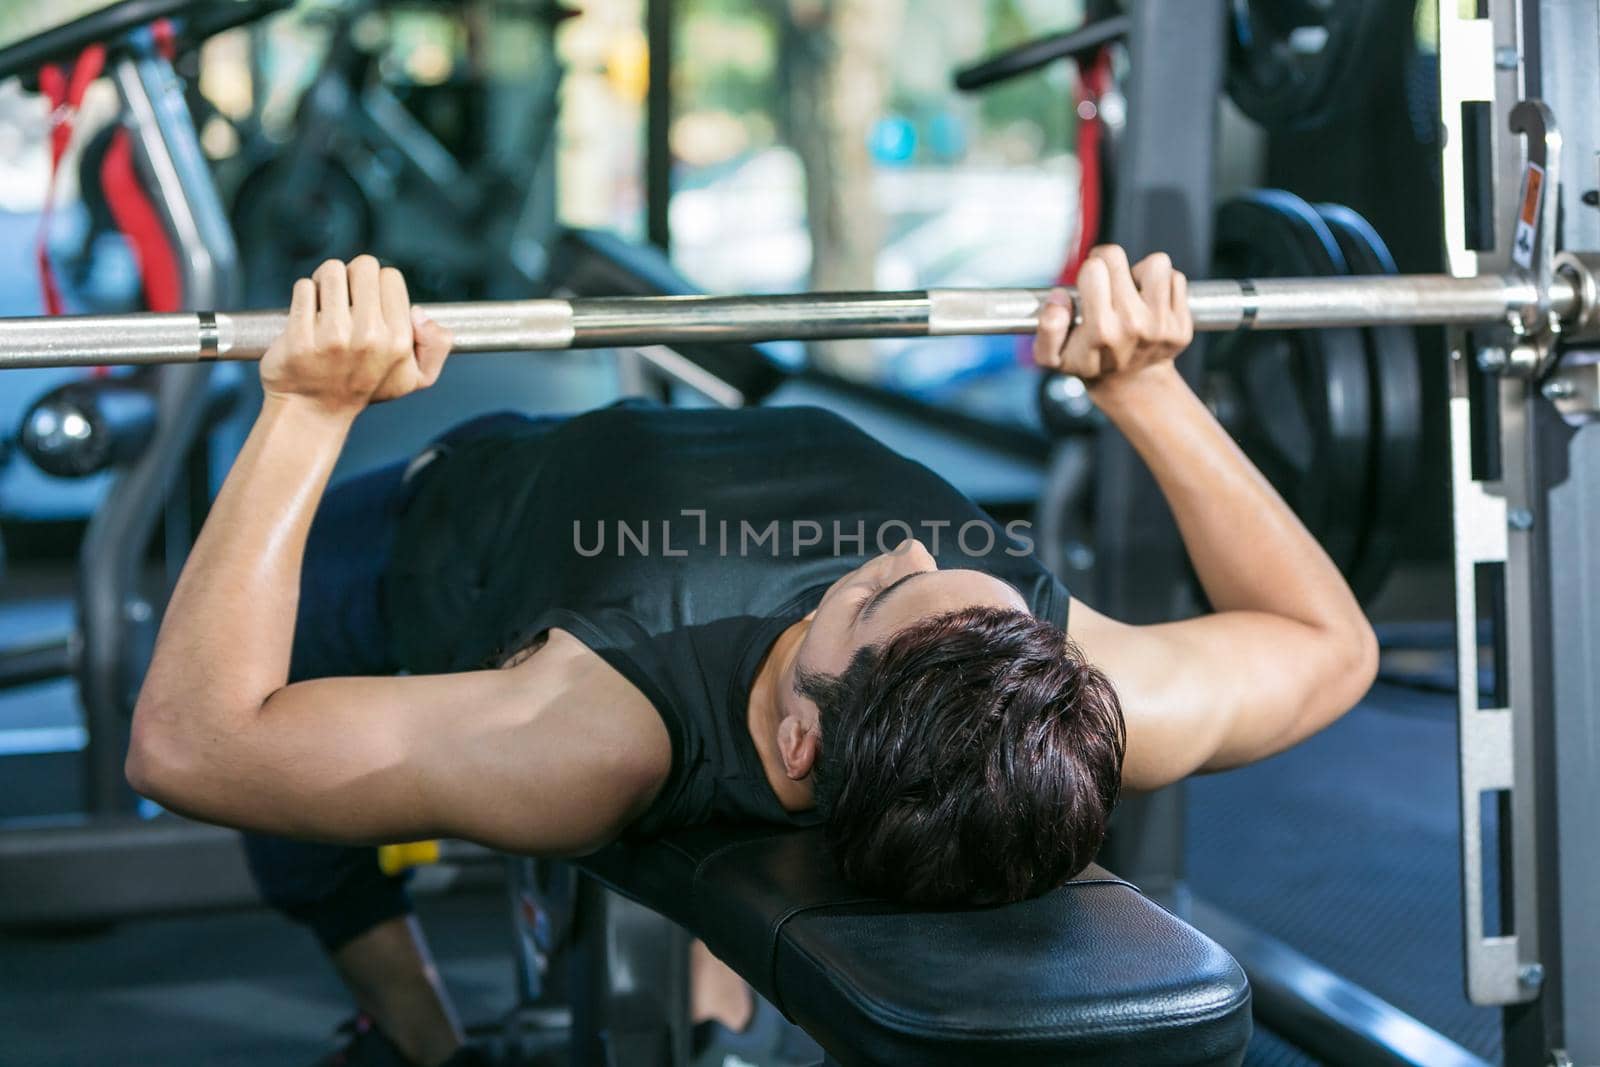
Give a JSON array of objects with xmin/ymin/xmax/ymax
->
[{"xmin": 746, "ymin": 617, "xmax": 815, "ymax": 812}]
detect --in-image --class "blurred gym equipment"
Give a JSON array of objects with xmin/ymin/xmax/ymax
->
[
  {"xmin": 229, "ymin": 0, "xmax": 576, "ymax": 302},
  {"xmin": 0, "ymin": 0, "xmax": 252, "ymax": 917}
]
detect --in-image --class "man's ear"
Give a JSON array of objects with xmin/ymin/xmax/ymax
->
[{"xmin": 777, "ymin": 716, "xmax": 820, "ymax": 781}]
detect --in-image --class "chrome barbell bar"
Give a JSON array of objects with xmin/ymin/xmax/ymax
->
[{"xmin": 0, "ymin": 268, "xmax": 1588, "ymax": 370}]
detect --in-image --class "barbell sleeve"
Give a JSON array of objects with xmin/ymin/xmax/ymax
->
[{"xmin": 0, "ymin": 272, "xmax": 1583, "ymax": 370}]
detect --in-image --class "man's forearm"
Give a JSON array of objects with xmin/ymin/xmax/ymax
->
[
  {"xmin": 133, "ymin": 396, "xmax": 354, "ymax": 739},
  {"xmin": 1039, "ymin": 252, "xmax": 1374, "ymax": 781},
  {"xmin": 1090, "ymin": 365, "xmax": 1365, "ymax": 634}
]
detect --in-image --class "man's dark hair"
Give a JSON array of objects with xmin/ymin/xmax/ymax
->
[{"xmin": 796, "ymin": 605, "xmax": 1124, "ymax": 907}]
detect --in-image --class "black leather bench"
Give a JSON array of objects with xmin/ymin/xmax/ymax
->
[{"xmin": 574, "ymin": 824, "xmax": 1251, "ymax": 1066}]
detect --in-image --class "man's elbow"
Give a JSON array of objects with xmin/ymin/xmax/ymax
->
[
  {"xmin": 1349, "ymin": 616, "xmax": 1380, "ymax": 693},
  {"xmin": 1325, "ymin": 615, "xmax": 1379, "ymax": 714},
  {"xmin": 124, "ymin": 704, "xmax": 199, "ymax": 810}
]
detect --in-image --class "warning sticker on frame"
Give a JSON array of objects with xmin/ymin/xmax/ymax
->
[{"xmin": 1512, "ymin": 162, "xmax": 1545, "ymax": 269}]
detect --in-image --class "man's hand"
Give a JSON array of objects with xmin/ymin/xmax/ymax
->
[
  {"xmin": 260, "ymin": 256, "xmax": 454, "ymax": 417},
  {"xmin": 1031, "ymin": 245, "xmax": 1194, "ymax": 389}
]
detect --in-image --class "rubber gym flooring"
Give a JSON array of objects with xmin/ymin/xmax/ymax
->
[{"xmin": 1187, "ymin": 665, "xmax": 1504, "ymax": 1065}]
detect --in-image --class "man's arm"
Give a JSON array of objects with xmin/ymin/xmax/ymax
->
[
  {"xmin": 126, "ymin": 258, "xmax": 668, "ymax": 852},
  {"xmin": 1036, "ymin": 247, "xmax": 1378, "ymax": 790}
]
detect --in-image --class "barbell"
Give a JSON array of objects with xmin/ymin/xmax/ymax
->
[{"xmin": 0, "ymin": 262, "xmax": 1595, "ymax": 370}]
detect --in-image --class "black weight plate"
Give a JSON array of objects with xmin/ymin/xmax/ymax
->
[
  {"xmin": 1210, "ymin": 190, "xmax": 1374, "ymax": 579},
  {"xmin": 230, "ymin": 154, "xmax": 374, "ymax": 305},
  {"xmin": 1316, "ymin": 202, "xmax": 1423, "ymax": 603},
  {"xmin": 1225, "ymin": 0, "xmax": 1396, "ymax": 132}
]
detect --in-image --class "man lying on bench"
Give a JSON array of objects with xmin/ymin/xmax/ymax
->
[{"xmin": 125, "ymin": 249, "xmax": 1377, "ymax": 1067}]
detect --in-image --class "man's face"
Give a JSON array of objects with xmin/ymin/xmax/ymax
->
[{"xmin": 790, "ymin": 538, "xmax": 1031, "ymax": 691}]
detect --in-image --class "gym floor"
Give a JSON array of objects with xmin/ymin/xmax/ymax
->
[{"xmin": 1187, "ymin": 668, "xmax": 1504, "ymax": 1065}]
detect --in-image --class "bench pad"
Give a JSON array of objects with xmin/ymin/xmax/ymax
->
[{"xmin": 577, "ymin": 824, "xmax": 1251, "ymax": 1067}]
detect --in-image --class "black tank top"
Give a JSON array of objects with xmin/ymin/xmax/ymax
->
[{"xmin": 382, "ymin": 401, "xmax": 1069, "ymax": 835}]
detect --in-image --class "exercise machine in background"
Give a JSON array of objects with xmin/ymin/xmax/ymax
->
[
  {"xmin": 229, "ymin": 0, "xmax": 576, "ymax": 305},
  {"xmin": 0, "ymin": 0, "xmax": 253, "ymax": 913}
]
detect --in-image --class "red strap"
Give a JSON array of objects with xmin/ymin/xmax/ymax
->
[
  {"xmin": 1056, "ymin": 48, "xmax": 1114, "ymax": 287},
  {"xmin": 35, "ymin": 45, "xmax": 108, "ymax": 316},
  {"xmin": 150, "ymin": 19, "xmax": 177, "ymax": 61},
  {"xmin": 101, "ymin": 128, "xmax": 183, "ymax": 314}
]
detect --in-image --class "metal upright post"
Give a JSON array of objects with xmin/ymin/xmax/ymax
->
[
  {"xmin": 1443, "ymin": 2, "xmax": 1600, "ymax": 1064},
  {"xmin": 1092, "ymin": 0, "xmax": 1226, "ymax": 903},
  {"xmin": 569, "ymin": 877, "xmax": 691, "ymax": 1066},
  {"xmin": 645, "ymin": 0, "xmax": 673, "ymax": 252},
  {"xmin": 1528, "ymin": 13, "xmax": 1600, "ymax": 1024},
  {"xmin": 78, "ymin": 42, "xmax": 239, "ymax": 813},
  {"xmin": 1505, "ymin": 5, "xmax": 1600, "ymax": 1063},
  {"xmin": 1532, "ymin": 412, "xmax": 1600, "ymax": 1066}
]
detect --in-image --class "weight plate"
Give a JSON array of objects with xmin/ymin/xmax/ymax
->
[
  {"xmin": 1225, "ymin": 0, "xmax": 1397, "ymax": 132},
  {"xmin": 230, "ymin": 154, "xmax": 374, "ymax": 304},
  {"xmin": 1316, "ymin": 202, "xmax": 1423, "ymax": 602},
  {"xmin": 1209, "ymin": 189, "xmax": 1374, "ymax": 581}
]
